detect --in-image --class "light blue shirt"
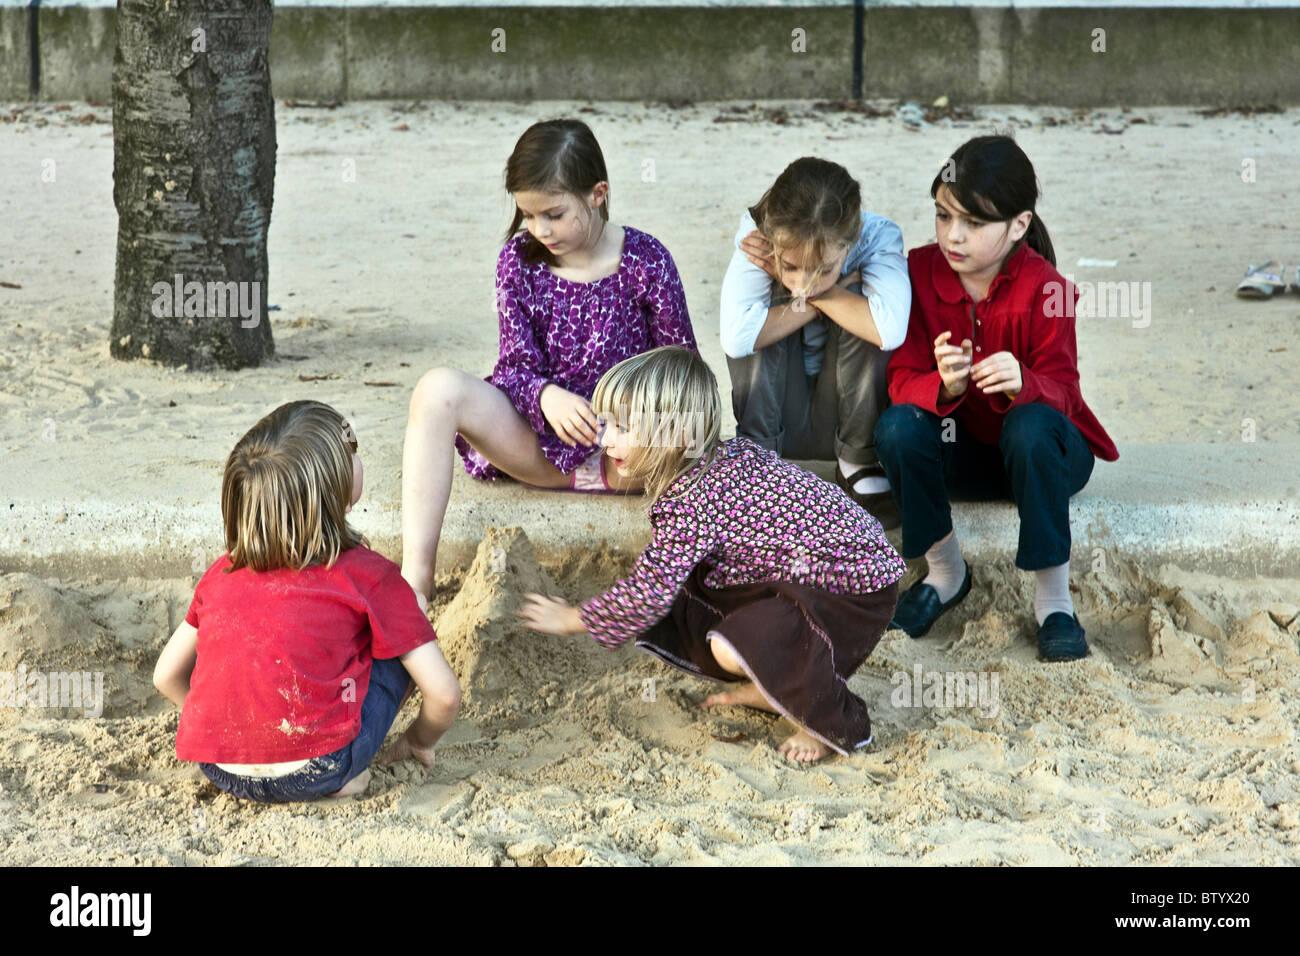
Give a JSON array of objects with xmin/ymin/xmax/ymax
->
[{"xmin": 719, "ymin": 209, "xmax": 912, "ymax": 375}]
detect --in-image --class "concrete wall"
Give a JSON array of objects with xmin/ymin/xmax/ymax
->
[{"xmin": 8, "ymin": 4, "xmax": 1300, "ymax": 105}]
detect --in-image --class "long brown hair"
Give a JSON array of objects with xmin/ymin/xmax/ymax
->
[
  {"xmin": 221, "ymin": 400, "xmax": 366, "ymax": 572},
  {"xmin": 749, "ymin": 157, "xmax": 861, "ymax": 286},
  {"xmin": 503, "ymin": 118, "xmax": 610, "ymax": 266}
]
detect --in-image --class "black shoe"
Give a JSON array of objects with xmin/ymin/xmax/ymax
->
[
  {"xmin": 889, "ymin": 561, "xmax": 972, "ymax": 638},
  {"xmin": 1038, "ymin": 612, "xmax": 1088, "ymax": 662},
  {"xmin": 835, "ymin": 465, "xmax": 901, "ymax": 531}
]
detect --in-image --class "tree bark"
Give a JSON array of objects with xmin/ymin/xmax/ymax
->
[{"xmin": 111, "ymin": 0, "xmax": 276, "ymax": 369}]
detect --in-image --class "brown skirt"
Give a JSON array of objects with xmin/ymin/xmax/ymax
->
[{"xmin": 635, "ymin": 565, "xmax": 900, "ymax": 755}]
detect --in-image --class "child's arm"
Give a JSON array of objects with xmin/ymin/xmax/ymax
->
[
  {"xmin": 812, "ymin": 219, "xmax": 911, "ymax": 351},
  {"xmin": 382, "ymin": 641, "xmax": 460, "ymax": 769},
  {"xmin": 887, "ymin": 292, "xmax": 968, "ymax": 416},
  {"xmin": 153, "ymin": 620, "xmax": 199, "ymax": 708},
  {"xmin": 517, "ymin": 594, "xmax": 586, "ymax": 636},
  {"xmin": 720, "ymin": 215, "xmax": 814, "ymax": 358},
  {"xmin": 573, "ymin": 498, "xmax": 714, "ymax": 648}
]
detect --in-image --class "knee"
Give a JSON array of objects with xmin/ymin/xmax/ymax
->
[
  {"xmin": 999, "ymin": 403, "xmax": 1062, "ymax": 460},
  {"xmin": 708, "ymin": 632, "xmax": 744, "ymax": 675},
  {"xmin": 874, "ymin": 403, "xmax": 931, "ymax": 455},
  {"xmin": 410, "ymin": 367, "xmax": 464, "ymax": 420},
  {"xmin": 428, "ymin": 677, "xmax": 462, "ymax": 722}
]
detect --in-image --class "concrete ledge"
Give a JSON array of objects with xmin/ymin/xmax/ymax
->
[
  {"xmin": 342, "ymin": 6, "xmax": 853, "ymax": 100},
  {"xmin": 0, "ymin": 6, "xmax": 28, "ymax": 101},
  {"xmin": 38, "ymin": 6, "xmax": 113, "ymax": 103},
  {"xmin": 3, "ymin": 443, "xmax": 1298, "ymax": 583},
  {"xmin": 270, "ymin": 7, "xmax": 347, "ymax": 101},
  {"xmin": 14, "ymin": 5, "xmax": 1300, "ymax": 105}
]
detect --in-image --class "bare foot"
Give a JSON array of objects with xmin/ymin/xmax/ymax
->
[
  {"xmin": 778, "ymin": 729, "xmax": 832, "ymax": 764},
  {"xmin": 701, "ymin": 681, "xmax": 778, "ymax": 714},
  {"xmin": 328, "ymin": 768, "xmax": 370, "ymax": 798}
]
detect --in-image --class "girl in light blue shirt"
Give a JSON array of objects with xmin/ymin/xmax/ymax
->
[{"xmin": 719, "ymin": 157, "xmax": 911, "ymax": 528}]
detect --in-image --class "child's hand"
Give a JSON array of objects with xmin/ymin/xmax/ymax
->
[
  {"xmin": 740, "ymin": 230, "xmax": 780, "ymax": 281},
  {"xmin": 934, "ymin": 331, "xmax": 973, "ymax": 399},
  {"xmin": 518, "ymin": 593, "xmax": 585, "ymax": 636},
  {"xmin": 540, "ymin": 385, "xmax": 601, "ymax": 448},
  {"xmin": 970, "ymin": 351, "xmax": 1022, "ymax": 396},
  {"xmin": 381, "ymin": 725, "xmax": 436, "ymax": 771}
]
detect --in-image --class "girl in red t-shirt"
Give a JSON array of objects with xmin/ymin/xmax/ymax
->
[
  {"xmin": 153, "ymin": 401, "xmax": 461, "ymax": 801},
  {"xmin": 876, "ymin": 136, "xmax": 1118, "ymax": 662}
]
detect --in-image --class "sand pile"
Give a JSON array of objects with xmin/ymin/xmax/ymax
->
[
  {"xmin": 432, "ymin": 526, "xmax": 614, "ymax": 723},
  {"xmin": 0, "ymin": 572, "xmax": 155, "ymax": 720}
]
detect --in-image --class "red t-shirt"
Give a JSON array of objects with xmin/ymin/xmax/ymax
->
[
  {"xmin": 890, "ymin": 242, "xmax": 1119, "ymax": 462},
  {"xmin": 176, "ymin": 546, "xmax": 436, "ymax": 763}
]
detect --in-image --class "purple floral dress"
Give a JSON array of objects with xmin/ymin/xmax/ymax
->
[
  {"xmin": 455, "ymin": 226, "xmax": 697, "ymax": 480},
  {"xmin": 579, "ymin": 437, "xmax": 907, "ymax": 647}
]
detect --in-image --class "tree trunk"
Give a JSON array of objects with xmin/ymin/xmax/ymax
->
[{"xmin": 111, "ymin": 0, "xmax": 276, "ymax": 370}]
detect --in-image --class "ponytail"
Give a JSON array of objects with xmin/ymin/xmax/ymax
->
[{"xmin": 1023, "ymin": 214, "xmax": 1055, "ymax": 267}]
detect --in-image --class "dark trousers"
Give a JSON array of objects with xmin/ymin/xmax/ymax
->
[
  {"xmin": 726, "ymin": 299, "xmax": 891, "ymax": 466},
  {"xmin": 874, "ymin": 402, "xmax": 1095, "ymax": 570}
]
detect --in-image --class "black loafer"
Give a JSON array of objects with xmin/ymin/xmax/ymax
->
[
  {"xmin": 889, "ymin": 561, "xmax": 972, "ymax": 638},
  {"xmin": 835, "ymin": 466, "xmax": 901, "ymax": 531},
  {"xmin": 1038, "ymin": 612, "xmax": 1088, "ymax": 662}
]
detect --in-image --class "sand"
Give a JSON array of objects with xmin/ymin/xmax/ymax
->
[
  {"xmin": 0, "ymin": 527, "xmax": 1296, "ymax": 866},
  {"xmin": 1, "ymin": 97, "xmax": 1299, "ymax": 865}
]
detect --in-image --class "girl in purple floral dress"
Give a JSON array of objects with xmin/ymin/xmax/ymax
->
[
  {"xmin": 519, "ymin": 346, "xmax": 904, "ymax": 763},
  {"xmin": 401, "ymin": 120, "xmax": 697, "ymax": 610}
]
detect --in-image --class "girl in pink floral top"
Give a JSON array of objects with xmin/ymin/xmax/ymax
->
[
  {"xmin": 520, "ymin": 346, "xmax": 904, "ymax": 763},
  {"xmin": 401, "ymin": 120, "xmax": 696, "ymax": 610}
]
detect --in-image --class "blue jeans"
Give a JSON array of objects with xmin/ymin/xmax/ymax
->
[
  {"xmin": 199, "ymin": 657, "xmax": 412, "ymax": 802},
  {"xmin": 874, "ymin": 402, "xmax": 1095, "ymax": 570}
]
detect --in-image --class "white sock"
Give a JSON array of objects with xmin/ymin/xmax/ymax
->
[
  {"xmin": 1034, "ymin": 562, "xmax": 1075, "ymax": 625},
  {"xmin": 838, "ymin": 457, "xmax": 890, "ymax": 495},
  {"xmin": 923, "ymin": 530, "xmax": 965, "ymax": 603}
]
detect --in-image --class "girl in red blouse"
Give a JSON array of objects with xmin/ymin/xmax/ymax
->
[
  {"xmin": 876, "ymin": 136, "xmax": 1118, "ymax": 662},
  {"xmin": 153, "ymin": 401, "xmax": 461, "ymax": 801}
]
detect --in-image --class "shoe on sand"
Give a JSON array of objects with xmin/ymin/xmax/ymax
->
[
  {"xmin": 889, "ymin": 561, "xmax": 972, "ymax": 638},
  {"xmin": 1235, "ymin": 260, "xmax": 1287, "ymax": 299},
  {"xmin": 1038, "ymin": 611, "xmax": 1089, "ymax": 662}
]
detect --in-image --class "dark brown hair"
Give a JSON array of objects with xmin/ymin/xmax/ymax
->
[
  {"xmin": 931, "ymin": 134, "xmax": 1055, "ymax": 266},
  {"xmin": 503, "ymin": 118, "xmax": 610, "ymax": 266},
  {"xmin": 748, "ymin": 157, "xmax": 862, "ymax": 280}
]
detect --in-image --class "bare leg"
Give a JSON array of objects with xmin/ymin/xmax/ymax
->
[
  {"xmin": 700, "ymin": 632, "xmax": 778, "ymax": 713},
  {"xmin": 703, "ymin": 631, "xmax": 834, "ymax": 762},
  {"xmin": 401, "ymin": 368, "xmax": 572, "ymax": 601}
]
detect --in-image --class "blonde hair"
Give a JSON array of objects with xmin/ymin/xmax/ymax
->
[
  {"xmin": 221, "ymin": 400, "xmax": 367, "ymax": 572},
  {"xmin": 590, "ymin": 346, "xmax": 722, "ymax": 504}
]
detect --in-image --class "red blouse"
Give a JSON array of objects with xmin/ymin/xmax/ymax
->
[{"xmin": 889, "ymin": 242, "xmax": 1119, "ymax": 462}]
